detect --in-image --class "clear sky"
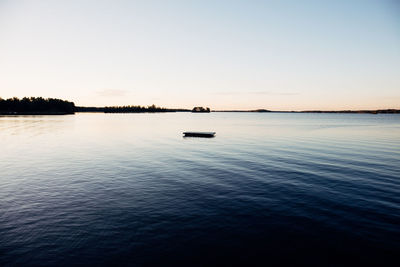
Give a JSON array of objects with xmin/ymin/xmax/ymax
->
[{"xmin": 1, "ymin": 0, "xmax": 399, "ymax": 110}]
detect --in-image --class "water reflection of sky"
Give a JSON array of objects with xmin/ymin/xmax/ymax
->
[
  {"xmin": 1, "ymin": 113, "xmax": 399, "ymax": 265},
  {"xmin": 1, "ymin": 113, "xmax": 399, "ymax": 180}
]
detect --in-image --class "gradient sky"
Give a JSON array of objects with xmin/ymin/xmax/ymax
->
[{"xmin": 1, "ymin": 0, "xmax": 399, "ymax": 110}]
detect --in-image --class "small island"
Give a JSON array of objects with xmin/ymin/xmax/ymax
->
[{"xmin": 192, "ymin": 107, "xmax": 211, "ymax": 113}]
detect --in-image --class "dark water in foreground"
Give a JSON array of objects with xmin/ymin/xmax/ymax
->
[{"xmin": 0, "ymin": 113, "xmax": 399, "ymax": 266}]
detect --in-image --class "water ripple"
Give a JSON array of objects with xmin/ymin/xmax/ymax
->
[{"xmin": 0, "ymin": 113, "xmax": 399, "ymax": 266}]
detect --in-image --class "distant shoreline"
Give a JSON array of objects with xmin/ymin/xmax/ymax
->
[
  {"xmin": 75, "ymin": 106, "xmax": 190, "ymax": 113},
  {"xmin": 212, "ymin": 109, "xmax": 400, "ymax": 114},
  {"xmin": 1, "ymin": 97, "xmax": 399, "ymax": 115},
  {"xmin": 76, "ymin": 107, "xmax": 400, "ymax": 114},
  {"xmin": 1, "ymin": 109, "xmax": 399, "ymax": 115}
]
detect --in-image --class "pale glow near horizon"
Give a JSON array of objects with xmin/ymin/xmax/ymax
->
[{"xmin": 0, "ymin": 0, "xmax": 399, "ymax": 110}]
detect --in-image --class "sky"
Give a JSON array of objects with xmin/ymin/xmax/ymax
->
[{"xmin": 0, "ymin": 0, "xmax": 399, "ymax": 110}]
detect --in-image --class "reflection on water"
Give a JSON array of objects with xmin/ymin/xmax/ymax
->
[{"xmin": 0, "ymin": 113, "xmax": 399, "ymax": 266}]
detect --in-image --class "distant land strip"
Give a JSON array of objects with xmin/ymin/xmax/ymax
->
[
  {"xmin": 214, "ymin": 109, "xmax": 400, "ymax": 114},
  {"xmin": 1, "ymin": 97, "xmax": 399, "ymax": 114},
  {"xmin": 76, "ymin": 106, "xmax": 190, "ymax": 113}
]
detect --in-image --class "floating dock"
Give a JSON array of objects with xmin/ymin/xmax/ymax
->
[{"xmin": 183, "ymin": 132, "xmax": 216, "ymax": 138}]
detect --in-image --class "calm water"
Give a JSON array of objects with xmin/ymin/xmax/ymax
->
[{"xmin": 0, "ymin": 113, "xmax": 399, "ymax": 266}]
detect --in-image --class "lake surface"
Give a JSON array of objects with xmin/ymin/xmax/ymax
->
[{"xmin": 0, "ymin": 113, "xmax": 399, "ymax": 266}]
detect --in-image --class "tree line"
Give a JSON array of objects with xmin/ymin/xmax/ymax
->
[
  {"xmin": 0, "ymin": 97, "xmax": 190, "ymax": 114},
  {"xmin": 105, "ymin": 104, "xmax": 170, "ymax": 113},
  {"xmin": 76, "ymin": 104, "xmax": 189, "ymax": 113},
  {"xmin": 0, "ymin": 97, "xmax": 75, "ymax": 114}
]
